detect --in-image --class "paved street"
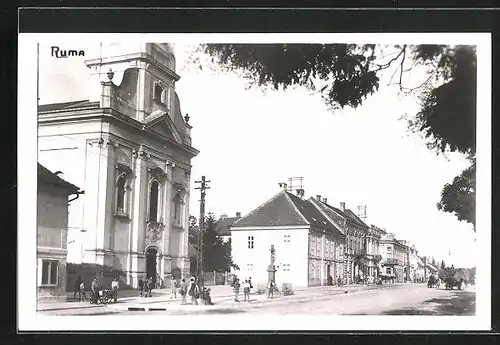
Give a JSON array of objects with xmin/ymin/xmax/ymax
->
[{"xmin": 38, "ymin": 283, "xmax": 475, "ymax": 316}]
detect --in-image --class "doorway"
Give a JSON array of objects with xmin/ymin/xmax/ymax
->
[{"xmin": 146, "ymin": 248, "xmax": 157, "ymax": 285}]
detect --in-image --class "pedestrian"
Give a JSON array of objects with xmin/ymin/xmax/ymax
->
[
  {"xmin": 233, "ymin": 278, "xmax": 240, "ymax": 302},
  {"xmin": 79, "ymin": 280, "xmax": 87, "ymax": 302},
  {"xmin": 73, "ymin": 276, "xmax": 82, "ymax": 301},
  {"xmin": 170, "ymin": 276, "xmax": 178, "ymax": 299},
  {"xmin": 188, "ymin": 277, "xmax": 199, "ymax": 305},
  {"xmin": 243, "ymin": 279, "xmax": 251, "ymax": 302},
  {"xmin": 179, "ymin": 278, "xmax": 187, "ymax": 305},
  {"xmin": 267, "ymin": 281, "xmax": 275, "ymax": 299},
  {"xmin": 111, "ymin": 277, "xmax": 120, "ymax": 300},
  {"xmin": 337, "ymin": 276, "xmax": 342, "ymax": 286},
  {"xmin": 91, "ymin": 277, "xmax": 99, "ymax": 303},
  {"xmin": 248, "ymin": 277, "xmax": 253, "ymax": 289},
  {"xmin": 147, "ymin": 277, "xmax": 154, "ymax": 297},
  {"xmin": 143, "ymin": 277, "xmax": 150, "ymax": 298},
  {"xmin": 138, "ymin": 277, "xmax": 144, "ymax": 297}
]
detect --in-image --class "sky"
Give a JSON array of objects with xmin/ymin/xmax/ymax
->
[{"xmin": 37, "ymin": 40, "xmax": 477, "ymax": 268}]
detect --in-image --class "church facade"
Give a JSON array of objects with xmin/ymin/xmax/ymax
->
[{"xmin": 38, "ymin": 43, "xmax": 199, "ymax": 288}]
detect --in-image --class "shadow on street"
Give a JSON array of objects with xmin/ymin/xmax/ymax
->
[{"xmin": 381, "ymin": 291, "xmax": 476, "ymax": 316}]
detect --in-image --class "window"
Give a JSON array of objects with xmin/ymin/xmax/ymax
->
[
  {"xmin": 116, "ymin": 176, "xmax": 126, "ymax": 213},
  {"xmin": 248, "ymin": 236, "xmax": 254, "ymax": 249},
  {"xmin": 386, "ymin": 267, "xmax": 391, "ymax": 275},
  {"xmin": 115, "ymin": 166, "xmax": 132, "ymax": 216},
  {"xmin": 283, "ymin": 264, "xmax": 290, "ymax": 272},
  {"xmin": 149, "ymin": 180, "xmax": 159, "ymax": 222},
  {"xmin": 386, "ymin": 246, "xmax": 392, "ymax": 256},
  {"xmin": 41, "ymin": 260, "xmax": 58, "ymax": 286},
  {"xmin": 154, "ymin": 83, "xmax": 163, "ymax": 102},
  {"xmin": 284, "ymin": 234, "xmax": 291, "ymax": 243},
  {"xmin": 247, "ymin": 263, "xmax": 254, "ymax": 271}
]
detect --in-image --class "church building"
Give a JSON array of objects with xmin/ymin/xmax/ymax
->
[{"xmin": 38, "ymin": 43, "xmax": 199, "ymax": 288}]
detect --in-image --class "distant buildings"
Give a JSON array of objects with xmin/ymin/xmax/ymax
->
[
  {"xmin": 214, "ymin": 212, "xmax": 241, "ymax": 242},
  {"xmin": 37, "ymin": 164, "xmax": 81, "ymax": 302},
  {"xmin": 227, "ymin": 184, "xmax": 435, "ymax": 287}
]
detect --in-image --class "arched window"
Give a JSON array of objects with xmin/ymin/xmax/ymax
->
[
  {"xmin": 116, "ymin": 176, "xmax": 126, "ymax": 213},
  {"xmin": 149, "ymin": 181, "xmax": 159, "ymax": 222},
  {"xmin": 154, "ymin": 83, "xmax": 163, "ymax": 102}
]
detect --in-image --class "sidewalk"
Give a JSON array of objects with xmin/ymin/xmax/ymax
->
[{"xmin": 106, "ymin": 283, "xmax": 390, "ymax": 312}]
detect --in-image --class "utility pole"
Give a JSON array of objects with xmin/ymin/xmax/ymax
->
[{"xmin": 194, "ymin": 176, "xmax": 210, "ymax": 290}]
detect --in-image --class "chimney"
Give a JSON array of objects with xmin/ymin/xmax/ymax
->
[
  {"xmin": 295, "ymin": 189, "xmax": 304, "ymax": 198},
  {"xmin": 322, "ymin": 197, "xmax": 327, "ymax": 204},
  {"xmin": 236, "ymin": 212, "xmax": 241, "ymax": 218},
  {"xmin": 55, "ymin": 171, "xmax": 64, "ymax": 180},
  {"xmin": 316, "ymin": 195, "xmax": 321, "ymax": 201},
  {"xmin": 340, "ymin": 202, "xmax": 345, "ymax": 212}
]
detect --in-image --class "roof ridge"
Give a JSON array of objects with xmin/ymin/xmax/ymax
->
[
  {"xmin": 283, "ymin": 192, "xmax": 310, "ymax": 226},
  {"xmin": 308, "ymin": 197, "xmax": 345, "ymax": 236},
  {"xmin": 232, "ymin": 191, "xmax": 287, "ymax": 227}
]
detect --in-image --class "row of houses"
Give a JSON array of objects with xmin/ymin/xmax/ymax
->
[{"xmin": 212, "ymin": 187, "xmax": 438, "ymax": 289}]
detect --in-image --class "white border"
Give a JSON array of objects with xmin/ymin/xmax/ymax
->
[{"xmin": 18, "ymin": 33, "xmax": 491, "ymax": 331}]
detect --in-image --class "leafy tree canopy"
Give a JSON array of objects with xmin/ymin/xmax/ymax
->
[
  {"xmin": 188, "ymin": 213, "xmax": 238, "ymax": 272},
  {"xmin": 200, "ymin": 43, "xmax": 476, "ymax": 228}
]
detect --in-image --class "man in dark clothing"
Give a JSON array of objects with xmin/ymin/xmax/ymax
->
[
  {"xmin": 138, "ymin": 277, "xmax": 144, "ymax": 297},
  {"xmin": 73, "ymin": 276, "xmax": 82, "ymax": 301}
]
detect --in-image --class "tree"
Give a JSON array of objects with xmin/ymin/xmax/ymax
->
[
  {"xmin": 440, "ymin": 260, "xmax": 446, "ymax": 269},
  {"xmin": 199, "ymin": 44, "xmax": 476, "ymax": 229},
  {"xmin": 188, "ymin": 213, "xmax": 238, "ymax": 272}
]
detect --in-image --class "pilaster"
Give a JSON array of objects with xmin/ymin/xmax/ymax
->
[{"xmin": 130, "ymin": 147, "xmax": 148, "ymax": 282}]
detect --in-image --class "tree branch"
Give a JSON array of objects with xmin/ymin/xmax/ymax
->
[
  {"xmin": 374, "ymin": 46, "xmax": 406, "ymax": 71},
  {"xmin": 398, "ymin": 46, "xmax": 407, "ymax": 91}
]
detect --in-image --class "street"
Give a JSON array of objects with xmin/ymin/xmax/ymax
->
[{"xmin": 39, "ymin": 283, "xmax": 475, "ymax": 316}]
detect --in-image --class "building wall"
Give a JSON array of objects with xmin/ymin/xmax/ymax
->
[
  {"xmin": 231, "ymin": 227, "xmax": 309, "ymax": 288},
  {"xmin": 307, "ymin": 229, "xmax": 344, "ymax": 286},
  {"xmin": 37, "ymin": 187, "xmax": 69, "ymax": 302},
  {"xmin": 38, "ymin": 116, "xmax": 193, "ymax": 288}
]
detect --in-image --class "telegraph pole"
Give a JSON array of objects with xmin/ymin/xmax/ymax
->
[{"xmin": 194, "ymin": 176, "xmax": 210, "ymax": 290}]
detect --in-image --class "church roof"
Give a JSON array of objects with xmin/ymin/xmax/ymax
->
[
  {"xmin": 38, "ymin": 100, "xmax": 100, "ymax": 112},
  {"xmin": 232, "ymin": 191, "xmax": 340, "ymax": 234},
  {"xmin": 38, "ymin": 163, "xmax": 79, "ymax": 193}
]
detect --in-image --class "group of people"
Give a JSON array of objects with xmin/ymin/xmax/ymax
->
[
  {"xmin": 138, "ymin": 276, "xmax": 155, "ymax": 297},
  {"xmin": 73, "ymin": 276, "xmax": 120, "ymax": 303}
]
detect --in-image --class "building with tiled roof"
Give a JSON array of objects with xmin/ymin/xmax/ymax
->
[
  {"xmin": 38, "ymin": 43, "xmax": 199, "ymax": 289},
  {"xmin": 214, "ymin": 212, "xmax": 242, "ymax": 242},
  {"xmin": 37, "ymin": 164, "xmax": 82, "ymax": 303},
  {"xmin": 230, "ymin": 189, "xmax": 346, "ymax": 288}
]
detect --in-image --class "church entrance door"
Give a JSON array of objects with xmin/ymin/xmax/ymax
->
[{"xmin": 146, "ymin": 248, "xmax": 157, "ymax": 286}]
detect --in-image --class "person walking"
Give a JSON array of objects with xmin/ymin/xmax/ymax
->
[
  {"xmin": 79, "ymin": 280, "xmax": 87, "ymax": 302},
  {"xmin": 233, "ymin": 278, "xmax": 241, "ymax": 302},
  {"xmin": 111, "ymin": 277, "xmax": 120, "ymax": 300},
  {"xmin": 138, "ymin": 277, "xmax": 144, "ymax": 297},
  {"xmin": 179, "ymin": 278, "xmax": 187, "ymax": 305},
  {"xmin": 170, "ymin": 276, "xmax": 178, "ymax": 299},
  {"xmin": 267, "ymin": 280, "xmax": 275, "ymax": 299},
  {"xmin": 73, "ymin": 276, "xmax": 82, "ymax": 301},
  {"xmin": 147, "ymin": 277, "xmax": 154, "ymax": 297},
  {"xmin": 91, "ymin": 277, "xmax": 99, "ymax": 303},
  {"xmin": 243, "ymin": 279, "xmax": 251, "ymax": 302},
  {"xmin": 187, "ymin": 277, "xmax": 199, "ymax": 305}
]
